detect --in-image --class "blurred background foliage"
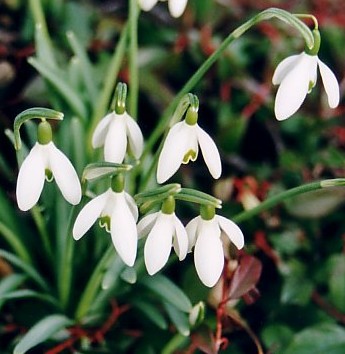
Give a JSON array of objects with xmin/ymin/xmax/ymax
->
[{"xmin": 0, "ymin": 0, "xmax": 345, "ymax": 353}]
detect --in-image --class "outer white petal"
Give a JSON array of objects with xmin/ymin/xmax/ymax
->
[
  {"xmin": 185, "ymin": 216, "xmax": 200, "ymax": 252},
  {"xmin": 72, "ymin": 191, "xmax": 109, "ymax": 240},
  {"xmin": 168, "ymin": 0, "xmax": 188, "ymax": 17},
  {"xmin": 92, "ymin": 113, "xmax": 113, "ymax": 148},
  {"xmin": 137, "ymin": 212, "xmax": 159, "ymax": 238},
  {"xmin": 110, "ymin": 193, "xmax": 138, "ymax": 266},
  {"xmin": 194, "ymin": 228, "xmax": 224, "ymax": 287},
  {"xmin": 144, "ymin": 213, "xmax": 173, "ymax": 275},
  {"xmin": 216, "ymin": 215, "xmax": 244, "ymax": 250},
  {"xmin": 138, "ymin": 0, "xmax": 158, "ymax": 11},
  {"xmin": 124, "ymin": 113, "xmax": 144, "ymax": 159},
  {"xmin": 104, "ymin": 117, "xmax": 127, "ymax": 163},
  {"xmin": 124, "ymin": 192, "xmax": 139, "ymax": 221},
  {"xmin": 318, "ymin": 58, "xmax": 340, "ymax": 108},
  {"xmin": 272, "ymin": 54, "xmax": 301, "ymax": 85},
  {"xmin": 274, "ymin": 53, "xmax": 314, "ymax": 121},
  {"xmin": 16, "ymin": 143, "xmax": 45, "ymax": 211},
  {"xmin": 172, "ymin": 215, "xmax": 188, "ymax": 260},
  {"xmin": 196, "ymin": 125, "xmax": 222, "ymax": 179},
  {"xmin": 156, "ymin": 121, "xmax": 190, "ymax": 184},
  {"xmin": 48, "ymin": 142, "xmax": 82, "ymax": 205}
]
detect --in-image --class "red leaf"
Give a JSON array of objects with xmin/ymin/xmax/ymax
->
[{"xmin": 228, "ymin": 255, "xmax": 262, "ymax": 300}]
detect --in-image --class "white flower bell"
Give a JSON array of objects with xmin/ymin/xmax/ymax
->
[
  {"xmin": 137, "ymin": 196, "xmax": 188, "ymax": 275},
  {"xmin": 73, "ymin": 174, "xmax": 138, "ymax": 267},
  {"xmin": 92, "ymin": 111, "xmax": 144, "ymax": 164},
  {"xmin": 157, "ymin": 108, "xmax": 222, "ymax": 184},
  {"xmin": 272, "ymin": 29, "xmax": 339, "ymax": 121},
  {"xmin": 186, "ymin": 206, "xmax": 244, "ymax": 287},
  {"xmin": 16, "ymin": 120, "xmax": 81, "ymax": 211},
  {"xmin": 138, "ymin": 0, "xmax": 188, "ymax": 18}
]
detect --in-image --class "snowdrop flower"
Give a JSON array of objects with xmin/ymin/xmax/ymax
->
[
  {"xmin": 16, "ymin": 120, "xmax": 81, "ymax": 211},
  {"xmin": 73, "ymin": 175, "xmax": 138, "ymax": 267},
  {"xmin": 92, "ymin": 111, "xmax": 144, "ymax": 164},
  {"xmin": 186, "ymin": 206, "xmax": 244, "ymax": 287},
  {"xmin": 138, "ymin": 0, "xmax": 188, "ymax": 18},
  {"xmin": 272, "ymin": 29, "xmax": 339, "ymax": 121},
  {"xmin": 157, "ymin": 108, "xmax": 221, "ymax": 184},
  {"xmin": 137, "ymin": 196, "xmax": 188, "ymax": 275}
]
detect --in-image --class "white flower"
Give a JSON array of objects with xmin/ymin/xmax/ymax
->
[
  {"xmin": 272, "ymin": 52, "xmax": 340, "ymax": 121},
  {"xmin": 73, "ymin": 188, "xmax": 138, "ymax": 267},
  {"xmin": 92, "ymin": 111, "xmax": 144, "ymax": 163},
  {"xmin": 137, "ymin": 211, "xmax": 189, "ymax": 275},
  {"xmin": 138, "ymin": 0, "xmax": 188, "ymax": 18},
  {"xmin": 16, "ymin": 142, "xmax": 81, "ymax": 211},
  {"xmin": 157, "ymin": 120, "xmax": 222, "ymax": 184},
  {"xmin": 186, "ymin": 215, "xmax": 244, "ymax": 287}
]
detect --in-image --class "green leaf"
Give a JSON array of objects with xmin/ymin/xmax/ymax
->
[
  {"xmin": 328, "ymin": 255, "xmax": 345, "ymax": 312},
  {"xmin": 163, "ymin": 302, "xmax": 190, "ymax": 336},
  {"xmin": 140, "ymin": 275, "xmax": 192, "ymax": 313},
  {"xmin": 13, "ymin": 314, "xmax": 73, "ymax": 354},
  {"xmin": 0, "ymin": 274, "xmax": 27, "ymax": 309},
  {"xmin": 0, "ymin": 289, "xmax": 59, "ymax": 307},
  {"xmin": 283, "ymin": 323, "xmax": 345, "ymax": 354},
  {"xmin": 0, "ymin": 249, "xmax": 49, "ymax": 291},
  {"xmin": 133, "ymin": 300, "xmax": 168, "ymax": 330},
  {"xmin": 261, "ymin": 324, "xmax": 294, "ymax": 353}
]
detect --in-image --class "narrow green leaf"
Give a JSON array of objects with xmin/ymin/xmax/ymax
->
[
  {"xmin": 35, "ymin": 23, "xmax": 57, "ymax": 67},
  {"xmin": 0, "ymin": 274, "xmax": 27, "ymax": 309},
  {"xmin": 0, "ymin": 249, "xmax": 49, "ymax": 291},
  {"xmin": 140, "ymin": 275, "xmax": 192, "ymax": 313},
  {"xmin": 13, "ymin": 314, "xmax": 73, "ymax": 354},
  {"xmin": 283, "ymin": 323, "xmax": 345, "ymax": 354},
  {"xmin": 1, "ymin": 289, "xmax": 59, "ymax": 308},
  {"xmin": 133, "ymin": 300, "xmax": 168, "ymax": 330},
  {"xmin": 163, "ymin": 302, "xmax": 190, "ymax": 336},
  {"xmin": 328, "ymin": 255, "xmax": 345, "ymax": 312}
]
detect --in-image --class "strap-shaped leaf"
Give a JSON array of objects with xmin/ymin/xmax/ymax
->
[{"xmin": 13, "ymin": 314, "xmax": 73, "ymax": 354}]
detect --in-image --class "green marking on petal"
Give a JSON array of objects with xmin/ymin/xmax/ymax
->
[
  {"xmin": 99, "ymin": 216, "xmax": 111, "ymax": 233},
  {"xmin": 183, "ymin": 149, "xmax": 197, "ymax": 164},
  {"xmin": 308, "ymin": 80, "xmax": 316, "ymax": 93},
  {"xmin": 45, "ymin": 169, "xmax": 53, "ymax": 182}
]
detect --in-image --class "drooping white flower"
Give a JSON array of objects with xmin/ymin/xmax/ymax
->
[
  {"xmin": 186, "ymin": 215, "xmax": 244, "ymax": 287},
  {"xmin": 138, "ymin": 0, "xmax": 188, "ymax": 18},
  {"xmin": 92, "ymin": 111, "xmax": 144, "ymax": 163},
  {"xmin": 272, "ymin": 52, "xmax": 340, "ymax": 121},
  {"xmin": 137, "ymin": 210, "xmax": 189, "ymax": 275},
  {"xmin": 16, "ymin": 141, "xmax": 81, "ymax": 211},
  {"xmin": 157, "ymin": 120, "xmax": 222, "ymax": 184},
  {"xmin": 73, "ymin": 188, "xmax": 138, "ymax": 267}
]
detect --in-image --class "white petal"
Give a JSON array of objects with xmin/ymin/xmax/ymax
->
[
  {"xmin": 168, "ymin": 0, "xmax": 188, "ymax": 17},
  {"xmin": 16, "ymin": 143, "xmax": 45, "ymax": 211},
  {"xmin": 92, "ymin": 113, "xmax": 113, "ymax": 148},
  {"xmin": 217, "ymin": 215, "xmax": 244, "ymax": 250},
  {"xmin": 138, "ymin": 0, "xmax": 158, "ymax": 11},
  {"xmin": 110, "ymin": 193, "xmax": 138, "ymax": 266},
  {"xmin": 194, "ymin": 232, "xmax": 224, "ymax": 287},
  {"xmin": 124, "ymin": 113, "xmax": 144, "ymax": 159},
  {"xmin": 274, "ymin": 53, "xmax": 315, "ymax": 121},
  {"xmin": 185, "ymin": 216, "xmax": 200, "ymax": 252},
  {"xmin": 48, "ymin": 142, "xmax": 82, "ymax": 205},
  {"xmin": 172, "ymin": 215, "xmax": 188, "ymax": 260},
  {"xmin": 196, "ymin": 125, "xmax": 222, "ymax": 179},
  {"xmin": 144, "ymin": 213, "xmax": 173, "ymax": 275},
  {"xmin": 318, "ymin": 59, "xmax": 340, "ymax": 108},
  {"xmin": 125, "ymin": 192, "xmax": 139, "ymax": 222},
  {"xmin": 137, "ymin": 212, "xmax": 159, "ymax": 238},
  {"xmin": 104, "ymin": 116, "xmax": 127, "ymax": 163},
  {"xmin": 156, "ymin": 121, "xmax": 190, "ymax": 184},
  {"xmin": 272, "ymin": 54, "xmax": 301, "ymax": 85},
  {"xmin": 72, "ymin": 191, "xmax": 109, "ymax": 240}
]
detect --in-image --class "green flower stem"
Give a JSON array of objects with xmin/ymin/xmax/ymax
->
[
  {"xmin": 129, "ymin": 0, "xmax": 139, "ymax": 118},
  {"xmin": 30, "ymin": 206, "xmax": 53, "ymax": 260},
  {"xmin": 75, "ymin": 246, "xmax": 115, "ymax": 320},
  {"xmin": 29, "ymin": 0, "xmax": 49, "ymax": 38},
  {"xmin": 141, "ymin": 8, "xmax": 314, "ymax": 181},
  {"xmin": 0, "ymin": 222, "xmax": 32, "ymax": 264},
  {"xmin": 232, "ymin": 178, "xmax": 345, "ymax": 224},
  {"xmin": 89, "ymin": 25, "xmax": 129, "ymax": 147}
]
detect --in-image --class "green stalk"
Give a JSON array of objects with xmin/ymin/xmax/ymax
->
[
  {"xmin": 29, "ymin": 0, "xmax": 49, "ymax": 35},
  {"xmin": 129, "ymin": 0, "xmax": 139, "ymax": 118},
  {"xmin": 75, "ymin": 246, "xmax": 114, "ymax": 320},
  {"xmin": 232, "ymin": 179, "xmax": 345, "ymax": 224}
]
